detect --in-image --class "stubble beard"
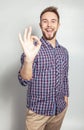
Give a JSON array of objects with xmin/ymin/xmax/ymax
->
[{"xmin": 42, "ymin": 30, "xmax": 57, "ymax": 40}]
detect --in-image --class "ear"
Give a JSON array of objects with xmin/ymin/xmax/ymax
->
[
  {"xmin": 57, "ymin": 22, "xmax": 60, "ymax": 30},
  {"xmin": 39, "ymin": 22, "xmax": 42, "ymax": 28}
]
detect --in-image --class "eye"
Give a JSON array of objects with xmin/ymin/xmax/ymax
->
[
  {"xmin": 51, "ymin": 19, "xmax": 58, "ymax": 23},
  {"xmin": 43, "ymin": 20, "xmax": 47, "ymax": 23},
  {"xmin": 51, "ymin": 20, "xmax": 56, "ymax": 23},
  {"xmin": 42, "ymin": 19, "xmax": 47, "ymax": 24}
]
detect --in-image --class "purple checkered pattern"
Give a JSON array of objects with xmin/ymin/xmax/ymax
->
[{"xmin": 18, "ymin": 37, "xmax": 69, "ymax": 116}]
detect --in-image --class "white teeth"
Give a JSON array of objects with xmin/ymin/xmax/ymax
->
[
  {"xmin": 46, "ymin": 28, "xmax": 53, "ymax": 32},
  {"xmin": 46, "ymin": 29, "xmax": 52, "ymax": 32}
]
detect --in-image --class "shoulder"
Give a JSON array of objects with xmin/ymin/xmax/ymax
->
[{"xmin": 59, "ymin": 44, "xmax": 69, "ymax": 56}]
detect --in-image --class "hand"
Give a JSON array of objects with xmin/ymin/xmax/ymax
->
[
  {"xmin": 64, "ymin": 96, "xmax": 68, "ymax": 106},
  {"xmin": 19, "ymin": 26, "xmax": 41, "ymax": 62}
]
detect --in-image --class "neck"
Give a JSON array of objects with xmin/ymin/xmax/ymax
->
[{"xmin": 47, "ymin": 37, "xmax": 56, "ymax": 48}]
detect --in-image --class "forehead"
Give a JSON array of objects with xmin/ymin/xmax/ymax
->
[{"xmin": 41, "ymin": 12, "xmax": 58, "ymax": 20}]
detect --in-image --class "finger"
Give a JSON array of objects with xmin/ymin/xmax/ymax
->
[
  {"xmin": 19, "ymin": 33, "xmax": 23, "ymax": 43},
  {"xmin": 27, "ymin": 26, "xmax": 32, "ymax": 39},
  {"xmin": 19, "ymin": 33, "xmax": 24, "ymax": 47},
  {"xmin": 32, "ymin": 35, "xmax": 39, "ymax": 40},
  {"xmin": 32, "ymin": 36, "xmax": 41, "ymax": 46},
  {"xmin": 24, "ymin": 28, "xmax": 28, "ymax": 41}
]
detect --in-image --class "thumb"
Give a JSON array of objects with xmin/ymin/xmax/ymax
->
[{"xmin": 31, "ymin": 36, "xmax": 41, "ymax": 46}]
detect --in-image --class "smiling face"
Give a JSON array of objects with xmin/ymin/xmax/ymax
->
[{"xmin": 40, "ymin": 11, "xmax": 59, "ymax": 41}]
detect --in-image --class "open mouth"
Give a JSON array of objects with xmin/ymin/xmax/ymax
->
[{"xmin": 45, "ymin": 29, "xmax": 54, "ymax": 35}]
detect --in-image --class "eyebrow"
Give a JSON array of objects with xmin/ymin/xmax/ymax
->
[
  {"xmin": 42, "ymin": 19, "xmax": 57, "ymax": 21},
  {"xmin": 41, "ymin": 19, "xmax": 47, "ymax": 21}
]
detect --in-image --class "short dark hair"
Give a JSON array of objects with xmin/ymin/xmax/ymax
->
[{"xmin": 40, "ymin": 6, "xmax": 60, "ymax": 22}]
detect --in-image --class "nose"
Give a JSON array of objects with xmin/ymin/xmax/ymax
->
[{"xmin": 47, "ymin": 21, "xmax": 51, "ymax": 27}]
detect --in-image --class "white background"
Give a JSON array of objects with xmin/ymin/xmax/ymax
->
[{"xmin": 0, "ymin": 0, "xmax": 84, "ymax": 130}]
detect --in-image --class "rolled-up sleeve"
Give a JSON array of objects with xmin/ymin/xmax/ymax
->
[
  {"xmin": 63, "ymin": 50, "xmax": 69, "ymax": 97},
  {"xmin": 18, "ymin": 53, "xmax": 32, "ymax": 86}
]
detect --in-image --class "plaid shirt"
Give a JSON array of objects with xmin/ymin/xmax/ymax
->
[{"xmin": 18, "ymin": 37, "xmax": 69, "ymax": 116}]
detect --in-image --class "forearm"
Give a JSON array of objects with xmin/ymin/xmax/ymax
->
[{"xmin": 20, "ymin": 56, "xmax": 33, "ymax": 80}]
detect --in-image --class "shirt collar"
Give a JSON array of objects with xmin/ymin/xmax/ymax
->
[{"xmin": 40, "ymin": 37, "xmax": 60, "ymax": 49}]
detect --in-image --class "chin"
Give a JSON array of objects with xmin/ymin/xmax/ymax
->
[
  {"xmin": 46, "ymin": 37, "xmax": 54, "ymax": 40},
  {"xmin": 44, "ymin": 35, "xmax": 55, "ymax": 40},
  {"xmin": 43, "ymin": 31, "xmax": 56, "ymax": 41}
]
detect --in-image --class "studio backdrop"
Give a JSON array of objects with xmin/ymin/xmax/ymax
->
[{"xmin": 0, "ymin": 0, "xmax": 84, "ymax": 130}]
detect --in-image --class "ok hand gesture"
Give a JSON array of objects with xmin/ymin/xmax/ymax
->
[{"xmin": 19, "ymin": 26, "xmax": 41, "ymax": 62}]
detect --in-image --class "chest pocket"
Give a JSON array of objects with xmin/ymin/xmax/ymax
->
[{"xmin": 37, "ymin": 54, "xmax": 52, "ymax": 73}]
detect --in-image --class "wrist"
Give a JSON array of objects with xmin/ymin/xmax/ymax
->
[{"xmin": 24, "ymin": 56, "xmax": 33, "ymax": 64}]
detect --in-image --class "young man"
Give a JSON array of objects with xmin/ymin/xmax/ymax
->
[{"xmin": 18, "ymin": 6, "xmax": 69, "ymax": 130}]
